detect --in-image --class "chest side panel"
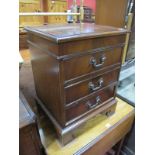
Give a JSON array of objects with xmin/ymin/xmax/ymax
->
[{"xmin": 28, "ymin": 39, "xmax": 65, "ymax": 126}]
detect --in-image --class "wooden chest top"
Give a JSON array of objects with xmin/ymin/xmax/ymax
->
[{"xmin": 25, "ymin": 23, "xmax": 128, "ymax": 43}]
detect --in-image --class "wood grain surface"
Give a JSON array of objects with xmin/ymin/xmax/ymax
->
[
  {"xmin": 39, "ymin": 98, "xmax": 134, "ymax": 155},
  {"xmin": 25, "ymin": 23, "xmax": 128, "ymax": 43},
  {"xmin": 95, "ymin": 0, "xmax": 128, "ymax": 28}
]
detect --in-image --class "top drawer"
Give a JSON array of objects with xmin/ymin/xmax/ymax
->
[
  {"xmin": 59, "ymin": 35, "xmax": 125, "ymax": 56},
  {"xmin": 62, "ymin": 47, "xmax": 123, "ymax": 81}
]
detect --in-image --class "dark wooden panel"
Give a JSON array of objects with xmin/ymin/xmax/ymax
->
[
  {"xmin": 29, "ymin": 44, "xmax": 65, "ymax": 126},
  {"xmin": 28, "ymin": 33, "xmax": 59, "ymax": 56},
  {"xmin": 63, "ymin": 47, "xmax": 123, "ymax": 81},
  {"xmin": 19, "ymin": 91, "xmax": 44, "ymax": 155},
  {"xmin": 19, "ymin": 32, "xmax": 28, "ymax": 50},
  {"xmin": 95, "ymin": 0, "xmax": 128, "ymax": 28},
  {"xmin": 66, "ymin": 84, "xmax": 116, "ymax": 122},
  {"xmin": 65, "ymin": 68, "xmax": 120, "ymax": 104},
  {"xmin": 20, "ymin": 125, "xmax": 43, "ymax": 155}
]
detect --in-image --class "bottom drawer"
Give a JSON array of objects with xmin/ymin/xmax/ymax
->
[{"xmin": 65, "ymin": 84, "xmax": 116, "ymax": 122}]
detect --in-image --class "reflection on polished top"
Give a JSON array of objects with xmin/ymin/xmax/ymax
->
[{"xmin": 25, "ymin": 23, "xmax": 128, "ymax": 43}]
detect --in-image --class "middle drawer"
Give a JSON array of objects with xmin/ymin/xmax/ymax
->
[{"xmin": 65, "ymin": 67, "xmax": 120, "ymax": 104}]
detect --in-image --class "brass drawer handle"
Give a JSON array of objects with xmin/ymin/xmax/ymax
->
[
  {"xmin": 89, "ymin": 78, "xmax": 104, "ymax": 91},
  {"xmin": 90, "ymin": 56, "xmax": 106, "ymax": 69},
  {"xmin": 87, "ymin": 96, "xmax": 101, "ymax": 109}
]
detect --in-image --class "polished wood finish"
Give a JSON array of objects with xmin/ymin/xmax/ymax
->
[
  {"xmin": 19, "ymin": 91, "xmax": 45, "ymax": 155},
  {"xmin": 38, "ymin": 98, "xmax": 134, "ymax": 155},
  {"xmin": 27, "ymin": 31, "xmax": 125, "ymax": 57},
  {"xmin": 66, "ymin": 84, "xmax": 116, "ymax": 122},
  {"xmin": 19, "ymin": 60, "xmax": 134, "ymax": 153},
  {"xmin": 26, "ymin": 23, "xmax": 127, "ymax": 43},
  {"xmin": 65, "ymin": 68, "xmax": 120, "ymax": 104},
  {"xmin": 26, "ymin": 23, "xmax": 128, "ymax": 145},
  {"xmin": 29, "ymin": 44, "xmax": 65, "ymax": 125},
  {"xmin": 95, "ymin": 0, "xmax": 128, "ymax": 28},
  {"xmin": 82, "ymin": 112, "xmax": 134, "ymax": 155},
  {"xmin": 36, "ymin": 96, "xmax": 117, "ymax": 145},
  {"xmin": 62, "ymin": 48, "xmax": 123, "ymax": 81}
]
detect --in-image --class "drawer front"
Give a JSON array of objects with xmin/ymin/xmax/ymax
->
[
  {"xmin": 63, "ymin": 47, "xmax": 122, "ymax": 81},
  {"xmin": 65, "ymin": 68, "xmax": 120, "ymax": 104},
  {"xmin": 60, "ymin": 35, "xmax": 125, "ymax": 56},
  {"xmin": 65, "ymin": 84, "xmax": 116, "ymax": 122}
]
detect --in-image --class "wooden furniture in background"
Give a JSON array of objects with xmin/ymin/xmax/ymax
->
[
  {"xmin": 39, "ymin": 98, "xmax": 134, "ymax": 155},
  {"xmin": 26, "ymin": 23, "xmax": 128, "ymax": 145},
  {"xmin": 19, "ymin": 91, "xmax": 46, "ymax": 155},
  {"xmin": 19, "ymin": 0, "xmax": 44, "ymax": 49},
  {"xmin": 95, "ymin": 0, "xmax": 128, "ymax": 28},
  {"xmin": 19, "ymin": 30, "xmax": 28, "ymax": 50},
  {"xmin": 122, "ymin": 13, "xmax": 133, "ymax": 63},
  {"xmin": 77, "ymin": 6, "xmax": 94, "ymax": 23},
  {"xmin": 126, "ymin": 0, "xmax": 135, "ymax": 61},
  {"xmin": 40, "ymin": 0, "xmax": 67, "ymax": 24},
  {"xmin": 19, "ymin": 0, "xmax": 68, "ymax": 49},
  {"xmin": 19, "ymin": 0, "xmax": 44, "ymax": 27}
]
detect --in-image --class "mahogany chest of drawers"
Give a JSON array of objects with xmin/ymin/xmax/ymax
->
[{"xmin": 25, "ymin": 23, "xmax": 127, "ymax": 145}]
